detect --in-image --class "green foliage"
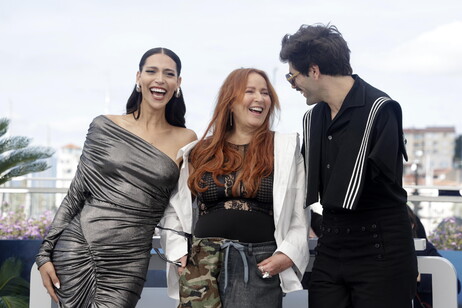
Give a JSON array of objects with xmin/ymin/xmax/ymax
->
[
  {"xmin": 428, "ymin": 216, "xmax": 462, "ymax": 251},
  {"xmin": 0, "ymin": 118, "xmax": 54, "ymax": 185},
  {"xmin": 0, "ymin": 258, "xmax": 30, "ymax": 308}
]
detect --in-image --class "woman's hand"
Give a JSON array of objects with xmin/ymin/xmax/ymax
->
[
  {"xmin": 38, "ymin": 262, "xmax": 60, "ymax": 303},
  {"xmin": 257, "ymin": 252, "xmax": 294, "ymax": 277},
  {"xmin": 177, "ymin": 255, "xmax": 188, "ymax": 275}
]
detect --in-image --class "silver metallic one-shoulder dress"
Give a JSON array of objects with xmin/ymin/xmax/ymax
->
[{"xmin": 36, "ymin": 115, "xmax": 179, "ymax": 307}]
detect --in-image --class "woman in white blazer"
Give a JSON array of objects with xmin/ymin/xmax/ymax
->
[{"xmin": 159, "ymin": 68, "xmax": 310, "ymax": 308}]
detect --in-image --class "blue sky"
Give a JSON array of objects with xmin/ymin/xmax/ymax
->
[{"xmin": 1, "ymin": 0, "xmax": 461, "ymax": 148}]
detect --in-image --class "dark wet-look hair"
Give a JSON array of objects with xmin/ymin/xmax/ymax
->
[{"xmin": 126, "ymin": 47, "xmax": 186, "ymax": 127}]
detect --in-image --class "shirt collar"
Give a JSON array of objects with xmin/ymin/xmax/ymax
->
[{"xmin": 340, "ymin": 74, "xmax": 365, "ymax": 109}]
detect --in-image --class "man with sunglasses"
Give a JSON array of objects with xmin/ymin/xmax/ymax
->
[{"xmin": 280, "ymin": 23, "xmax": 417, "ymax": 308}]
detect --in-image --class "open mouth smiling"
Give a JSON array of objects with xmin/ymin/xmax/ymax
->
[
  {"xmin": 150, "ymin": 87, "xmax": 167, "ymax": 97},
  {"xmin": 249, "ymin": 107, "xmax": 263, "ymax": 114}
]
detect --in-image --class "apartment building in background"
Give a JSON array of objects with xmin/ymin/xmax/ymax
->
[
  {"xmin": 55, "ymin": 143, "xmax": 82, "ymax": 207},
  {"xmin": 404, "ymin": 126, "xmax": 457, "ymax": 185}
]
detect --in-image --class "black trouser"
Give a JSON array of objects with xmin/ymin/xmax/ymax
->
[{"xmin": 308, "ymin": 206, "xmax": 418, "ymax": 308}]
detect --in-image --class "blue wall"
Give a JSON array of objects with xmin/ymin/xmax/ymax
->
[{"xmin": 0, "ymin": 240, "xmax": 42, "ymax": 282}]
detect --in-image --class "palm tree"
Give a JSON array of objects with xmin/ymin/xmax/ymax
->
[{"xmin": 0, "ymin": 118, "xmax": 54, "ymax": 185}]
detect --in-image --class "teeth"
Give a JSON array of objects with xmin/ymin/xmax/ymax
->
[
  {"xmin": 249, "ymin": 107, "xmax": 263, "ymax": 113},
  {"xmin": 150, "ymin": 88, "xmax": 166, "ymax": 93}
]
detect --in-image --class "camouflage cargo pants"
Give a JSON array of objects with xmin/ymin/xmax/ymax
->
[{"xmin": 178, "ymin": 237, "xmax": 225, "ymax": 308}]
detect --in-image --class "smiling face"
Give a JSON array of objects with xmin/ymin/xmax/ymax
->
[
  {"xmin": 288, "ymin": 62, "xmax": 320, "ymax": 106},
  {"xmin": 231, "ymin": 72, "xmax": 272, "ymax": 132},
  {"xmin": 136, "ymin": 53, "xmax": 181, "ymax": 111}
]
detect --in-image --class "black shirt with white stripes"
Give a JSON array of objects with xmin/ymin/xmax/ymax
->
[{"xmin": 318, "ymin": 75, "xmax": 407, "ymax": 210}]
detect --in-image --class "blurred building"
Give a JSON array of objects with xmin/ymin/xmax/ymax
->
[
  {"xmin": 55, "ymin": 144, "xmax": 82, "ymax": 206},
  {"xmin": 404, "ymin": 126, "xmax": 456, "ymax": 185}
]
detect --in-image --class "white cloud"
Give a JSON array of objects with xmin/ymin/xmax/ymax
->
[
  {"xmin": 2, "ymin": 0, "xmax": 462, "ymax": 148},
  {"xmin": 361, "ymin": 21, "xmax": 462, "ymax": 74}
]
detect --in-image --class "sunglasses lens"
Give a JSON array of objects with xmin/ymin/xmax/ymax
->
[{"xmin": 286, "ymin": 74, "xmax": 293, "ymax": 85}]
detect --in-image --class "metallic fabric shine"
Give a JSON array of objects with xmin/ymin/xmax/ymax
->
[{"xmin": 36, "ymin": 115, "xmax": 179, "ymax": 307}]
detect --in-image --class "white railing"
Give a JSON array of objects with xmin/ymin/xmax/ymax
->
[
  {"xmin": 3, "ymin": 181, "xmax": 461, "ymax": 234},
  {"xmin": 404, "ymin": 185, "xmax": 462, "ymax": 234}
]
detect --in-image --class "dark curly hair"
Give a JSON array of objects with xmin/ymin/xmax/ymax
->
[{"xmin": 280, "ymin": 23, "xmax": 352, "ymax": 77}]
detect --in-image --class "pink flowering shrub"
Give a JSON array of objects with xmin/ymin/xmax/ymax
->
[
  {"xmin": 428, "ymin": 216, "xmax": 462, "ymax": 251},
  {"xmin": 0, "ymin": 209, "xmax": 53, "ymax": 240}
]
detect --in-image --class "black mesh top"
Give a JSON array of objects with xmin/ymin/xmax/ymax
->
[{"xmin": 194, "ymin": 144, "xmax": 275, "ymax": 243}]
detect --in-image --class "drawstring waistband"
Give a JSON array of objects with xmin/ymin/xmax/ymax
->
[{"xmin": 220, "ymin": 241, "xmax": 249, "ymax": 293}]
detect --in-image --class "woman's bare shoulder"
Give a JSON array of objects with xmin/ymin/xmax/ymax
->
[{"xmin": 173, "ymin": 127, "xmax": 198, "ymax": 145}]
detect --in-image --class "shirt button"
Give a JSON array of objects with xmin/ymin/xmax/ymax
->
[
  {"xmin": 327, "ymin": 164, "xmax": 331, "ymax": 169},
  {"xmin": 328, "ymin": 135, "xmax": 333, "ymax": 140}
]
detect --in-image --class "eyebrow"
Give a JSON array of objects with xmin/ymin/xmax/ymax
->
[
  {"xmin": 145, "ymin": 66, "xmax": 177, "ymax": 73},
  {"xmin": 246, "ymin": 86, "xmax": 269, "ymax": 91}
]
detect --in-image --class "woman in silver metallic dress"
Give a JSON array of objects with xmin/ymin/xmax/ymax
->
[{"xmin": 36, "ymin": 47, "xmax": 197, "ymax": 308}]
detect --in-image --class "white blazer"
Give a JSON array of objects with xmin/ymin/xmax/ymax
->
[{"xmin": 158, "ymin": 132, "xmax": 310, "ymax": 299}]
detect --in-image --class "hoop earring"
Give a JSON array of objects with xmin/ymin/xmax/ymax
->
[
  {"xmin": 175, "ymin": 88, "xmax": 181, "ymax": 98},
  {"xmin": 229, "ymin": 112, "xmax": 233, "ymax": 127},
  {"xmin": 136, "ymin": 84, "xmax": 141, "ymax": 93}
]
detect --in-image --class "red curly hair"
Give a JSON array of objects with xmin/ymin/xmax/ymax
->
[{"xmin": 188, "ymin": 68, "xmax": 280, "ymax": 197}]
